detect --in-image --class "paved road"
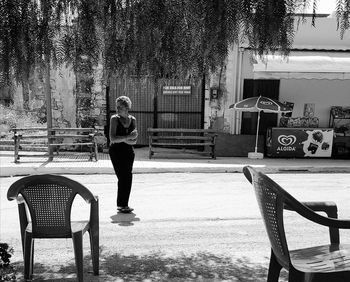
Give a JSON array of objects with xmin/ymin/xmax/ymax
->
[{"xmin": 1, "ymin": 173, "xmax": 350, "ymax": 281}]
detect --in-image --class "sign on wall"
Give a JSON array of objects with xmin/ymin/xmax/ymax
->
[{"xmin": 162, "ymin": 86, "xmax": 191, "ymax": 95}]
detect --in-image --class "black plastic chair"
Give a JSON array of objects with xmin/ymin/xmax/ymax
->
[
  {"xmin": 243, "ymin": 166, "xmax": 350, "ymax": 282},
  {"xmin": 7, "ymin": 174, "xmax": 99, "ymax": 281}
]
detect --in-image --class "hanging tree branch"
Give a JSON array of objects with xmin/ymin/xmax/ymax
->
[{"xmin": 0, "ymin": 0, "xmax": 349, "ymax": 87}]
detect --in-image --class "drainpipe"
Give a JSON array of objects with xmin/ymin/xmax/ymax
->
[{"xmin": 235, "ymin": 47, "xmax": 244, "ymax": 134}]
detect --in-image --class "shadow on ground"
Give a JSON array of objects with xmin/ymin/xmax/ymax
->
[
  {"xmin": 110, "ymin": 212, "xmax": 141, "ymax": 226},
  {"xmin": 11, "ymin": 251, "xmax": 289, "ymax": 281}
]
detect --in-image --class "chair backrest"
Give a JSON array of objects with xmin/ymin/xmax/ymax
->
[
  {"xmin": 7, "ymin": 174, "xmax": 95, "ymax": 238},
  {"xmin": 243, "ymin": 166, "xmax": 290, "ymax": 268}
]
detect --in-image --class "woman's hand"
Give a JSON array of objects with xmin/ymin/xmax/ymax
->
[
  {"xmin": 125, "ymin": 139, "xmax": 137, "ymax": 145},
  {"xmin": 125, "ymin": 128, "xmax": 138, "ymax": 145},
  {"xmin": 125, "ymin": 135, "xmax": 137, "ymax": 145},
  {"xmin": 129, "ymin": 129, "xmax": 138, "ymax": 139},
  {"xmin": 110, "ymin": 136, "xmax": 128, "ymax": 145}
]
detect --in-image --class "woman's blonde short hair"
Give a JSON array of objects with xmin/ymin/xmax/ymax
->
[{"xmin": 116, "ymin": 96, "xmax": 132, "ymax": 109}]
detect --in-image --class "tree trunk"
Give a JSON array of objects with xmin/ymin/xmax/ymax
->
[
  {"xmin": 44, "ymin": 53, "xmax": 53, "ymax": 160},
  {"xmin": 22, "ymin": 73, "xmax": 30, "ymax": 111},
  {"xmin": 153, "ymin": 77, "xmax": 159, "ymax": 128}
]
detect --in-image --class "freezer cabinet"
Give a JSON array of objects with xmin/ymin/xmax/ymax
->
[{"xmin": 266, "ymin": 127, "xmax": 333, "ymax": 158}]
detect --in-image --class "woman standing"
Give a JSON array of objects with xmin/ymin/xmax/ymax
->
[{"xmin": 109, "ymin": 96, "xmax": 138, "ymax": 213}]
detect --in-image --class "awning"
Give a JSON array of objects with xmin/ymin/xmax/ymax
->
[{"xmin": 253, "ymin": 51, "xmax": 350, "ymax": 79}]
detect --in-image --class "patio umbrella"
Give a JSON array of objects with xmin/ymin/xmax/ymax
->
[{"xmin": 229, "ymin": 96, "xmax": 292, "ymax": 159}]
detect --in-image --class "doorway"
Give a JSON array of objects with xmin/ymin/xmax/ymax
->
[{"xmin": 240, "ymin": 79, "xmax": 280, "ymax": 135}]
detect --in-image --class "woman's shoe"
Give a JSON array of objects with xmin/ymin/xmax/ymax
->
[{"xmin": 119, "ymin": 206, "xmax": 134, "ymax": 213}]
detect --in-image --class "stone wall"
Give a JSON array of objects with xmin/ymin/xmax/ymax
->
[
  {"xmin": 8, "ymin": 64, "xmax": 106, "ymax": 129},
  {"xmin": 76, "ymin": 63, "xmax": 106, "ymax": 128}
]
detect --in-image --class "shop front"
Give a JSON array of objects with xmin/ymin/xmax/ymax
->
[
  {"xmin": 251, "ymin": 51, "xmax": 350, "ymax": 159},
  {"xmin": 217, "ymin": 17, "xmax": 350, "ymax": 157}
]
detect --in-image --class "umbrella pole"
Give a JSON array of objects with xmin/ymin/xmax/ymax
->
[{"xmin": 254, "ymin": 110, "xmax": 261, "ymax": 153}]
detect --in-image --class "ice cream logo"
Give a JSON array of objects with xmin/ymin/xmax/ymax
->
[
  {"xmin": 278, "ymin": 135, "xmax": 297, "ymax": 146},
  {"xmin": 277, "ymin": 135, "xmax": 297, "ymax": 151}
]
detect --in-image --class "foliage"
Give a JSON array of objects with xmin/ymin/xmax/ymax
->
[
  {"xmin": 79, "ymin": 116, "xmax": 97, "ymax": 128},
  {"xmin": 336, "ymin": 0, "xmax": 350, "ymax": 38},
  {"xmin": 0, "ymin": 0, "xmax": 349, "ymax": 87},
  {"xmin": 0, "ymin": 104, "xmax": 45, "ymax": 132},
  {"xmin": 0, "ymin": 244, "xmax": 12, "ymax": 268},
  {"xmin": 0, "ymin": 243, "xmax": 16, "ymax": 281}
]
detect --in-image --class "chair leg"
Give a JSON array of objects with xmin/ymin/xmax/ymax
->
[
  {"xmin": 289, "ymin": 267, "xmax": 305, "ymax": 282},
  {"xmin": 72, "ymin": 232, "xmax": 84, "ymax": 282},
  {"xmin": 24, "ymin": 232, "xmax": 34, "ymax": 280},
  {"xmin": 89, "ymin": 229, "xmax": 99, "ymax": 275},
  {"xmin": 30, "ymin": 239, "xmax": 35, "ymax": 277},
  {"xmin": 267, "ymin": 250, "xmax": 282, "ymax": 282}
]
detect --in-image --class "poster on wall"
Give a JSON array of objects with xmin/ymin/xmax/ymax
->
[
  {"xmin": 282, "ymin": 101, "xmax": 294, "ymax": 117},
  {"xmin": 304, "ymin": 103, "xmax": 315, "ymax": 118},
  {"xmin": 266, "ymin": 128, "xmax": 333, "ymax": 158}
]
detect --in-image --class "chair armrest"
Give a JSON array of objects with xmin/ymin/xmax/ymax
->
[
  {"xmin": 16, "ymin": 194, "xmax": 26, "ymax": 204},
  {"xmin": 89, "ymin": 196, "xmax": 99, "ymax": 235},
  {"xmin": 14, "ymin": 194, "xmax": 29, "ymax": 253},
  {"xmin": 89, "ymin": 196, "xmax": 99, "ymax": 214},
  {"xmin": 85, "ymin": 195, "xmax": 99, "ymax": 204},
  {"xmin": 286, "ymin": 198, "xmax": 350, "ymax": 230},
  {"xmin": 285, "ymin": 201, "xmax": 338, "ymax": 218},
  {"xmin": 83, "ymin": 194, "xmax": 98, "ymax": 204},
  {"xmin": 285, "ymin": 201, "xmax": 340, "ymax": 243}
]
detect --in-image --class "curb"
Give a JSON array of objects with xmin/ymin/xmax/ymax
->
[
  {"xmin": 2, "ymin": 150, "xmax": 350, "ymax": 177},
  {"xmin": 2, "ymin": 165, "xmax": 350, "ymax": 177}
]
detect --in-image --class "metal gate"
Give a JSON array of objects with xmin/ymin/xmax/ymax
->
[{"xmin": 107, "ymin": 76, "xmax": 204, "ymax": 145}]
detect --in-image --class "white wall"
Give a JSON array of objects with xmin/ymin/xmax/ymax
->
[{"xmin": 279, "ymin": 79, "xmax": 350, "ymax": 127}]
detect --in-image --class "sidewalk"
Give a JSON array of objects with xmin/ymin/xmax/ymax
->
[{"xmin": 1, "ymin": 147, "xmax": 350, "ymax": 177}]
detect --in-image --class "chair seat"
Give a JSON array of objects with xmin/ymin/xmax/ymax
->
[
  {"xmin": 290, "ymin": 244, "xmax": 350, "ymax": 273},
  {"xmin": 26, "ymin": 221, "xmax": 90, "ymax": 234}
]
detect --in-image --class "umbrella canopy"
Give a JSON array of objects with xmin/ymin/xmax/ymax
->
[
  {"xmin": 229, "ymin": 96, "xmax": 292, "ymax": 159},
  {"xmin": 229, "ymin": 96, "xmax": 292, "ymax": 113}
]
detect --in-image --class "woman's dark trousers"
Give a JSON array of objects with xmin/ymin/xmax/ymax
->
[{"xmin": 109, "ymin": 143, "xmax": 135, "ymax": 207}]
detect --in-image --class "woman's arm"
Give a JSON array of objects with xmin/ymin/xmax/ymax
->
[
  {"xmin": 128, "ymin": 117, "xmax": 138, "ymax": 138},
  {"xmin": 109, "ymin": 115, "xmax": 127, "ymax": 144},
  {"xmin": 125, "ymin": 117, "xmax": 138, "ymax": 145}
]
